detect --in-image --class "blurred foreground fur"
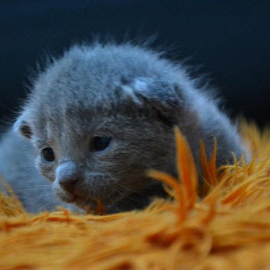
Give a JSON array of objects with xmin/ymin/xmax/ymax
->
[{"xmin": 1, "ymin": 121, "xmax": 270, "ymax": 269}]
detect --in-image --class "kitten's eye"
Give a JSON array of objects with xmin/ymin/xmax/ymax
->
[
  {"xmin": 92, "ymin": 136, "xmax": 112, "ymax": 152},
  {"xmin": 41, "ymin": 147, "xmax": 55, "ymax": 163}
]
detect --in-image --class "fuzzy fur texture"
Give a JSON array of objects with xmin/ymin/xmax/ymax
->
[{"xmin": 0, "ymin": 42, "xmax": 247, "ymax": 213}]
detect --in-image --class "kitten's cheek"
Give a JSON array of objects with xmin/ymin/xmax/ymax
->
[
  {"xmin": 40, "ymin": 169, "xmax": 55, "ymax": 182},
  {"xmin": 36, "ymin": 161, "xmax": 55, "ymax": 182},
  {"xmin": 52, "ymin": 180, "xmax": 76, "ymax": 203}
]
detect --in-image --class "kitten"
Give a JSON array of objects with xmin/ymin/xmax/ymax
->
[{"xmin": 0, "ymin": 43, "xmax": 247, "ymax": 213}]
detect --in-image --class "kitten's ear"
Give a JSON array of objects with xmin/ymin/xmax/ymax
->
[
  {"xmin": 13, "ymin": 114, "xmax": 32, "ymax": 139},
  {"xmin": 123, "ymin": 78, "xmax": 183, "ymax": 125}
]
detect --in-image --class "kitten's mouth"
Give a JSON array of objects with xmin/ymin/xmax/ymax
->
[
  {"xmin": 57, "ymin": 191, "xmax": 95, "ymax": 206},
  {"xmin": 55, "ymin": 189, "xmax": 107, "ymax": 212},
  {"xmin": 74, "ymin": 196, "xmax": 99, "ymax": 210},
  {"xmin": 54, "ymin": 181, "xmax": 167, "ymax": 214}
]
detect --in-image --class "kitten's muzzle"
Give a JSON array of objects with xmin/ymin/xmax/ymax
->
[{"xmin": 56, "ymin": 161, "xmax": 84, "ymax": 194}]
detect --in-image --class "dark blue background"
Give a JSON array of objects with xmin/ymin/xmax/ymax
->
[{"xmin": 1, "ymin": 0, "xmax": 270, "ymax": 125}]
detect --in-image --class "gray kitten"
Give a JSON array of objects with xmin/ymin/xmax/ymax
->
[{"xmin": 0, "ymin": 43, "xmax": 247, "ymax": 213}]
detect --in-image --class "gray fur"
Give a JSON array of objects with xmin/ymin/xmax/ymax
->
[{"xmin": 0, "ymin": 43, "xmax": 248, "ymax": 213}]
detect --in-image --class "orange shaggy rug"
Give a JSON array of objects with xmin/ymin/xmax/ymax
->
[{"xmin": 1, "ymin": 121, "xmax": 270, "ymax": 270}]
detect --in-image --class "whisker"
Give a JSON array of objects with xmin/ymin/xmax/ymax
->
[{"xmin": 11, "ymin": 185, "xmax": 51, "ymax": 192}]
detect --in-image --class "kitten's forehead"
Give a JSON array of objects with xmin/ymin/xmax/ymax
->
[
  {"xmin": 33, "ymin": 107, "xmax": 92, "ymax": 138},
  {"xmin": 33, "ymin": 64, "xmax": 122, "ymax": 118},
  {"xmin": 31, "ymin": 44, "xmax": 177, "ymax": 109},
  {"xmin": 26, "ymin": 44, "xmax": 181, "ymax": 138},
  {"xmin": 33, "ymin": 103, "xmax": 149, "ymax": 145}
]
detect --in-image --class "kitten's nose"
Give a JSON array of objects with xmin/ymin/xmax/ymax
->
[{"xmin": 56, "ymin": 161, "xmax": 82, "ymax": 193}]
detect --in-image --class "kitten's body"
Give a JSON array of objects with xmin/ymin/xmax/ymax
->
[{"xmin": 0, "ymin": 43, "xmax": 247, "ymax": 213}]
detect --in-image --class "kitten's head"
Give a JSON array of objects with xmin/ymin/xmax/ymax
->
[{"xmin": 14, "ymin": 44, "xmax": 195, "ymax": 212}]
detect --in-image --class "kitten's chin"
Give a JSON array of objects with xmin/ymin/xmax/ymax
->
[
  {"xmin": 73, "ymin": 194, "xmax": 125, "ymax": 213},
  {"xmin": 54, "ymin": 190, "xmax": 103, "ymax": 212},
  {"xmin": 52, "ymin": 185, "xmax": 121, "ymax": 213},
  {"xmin": 74, "ymin": 196, "xmax": 100, "ymax": 211},
  {"xmin": 52, "ymin": 181, "xmax": 167, "ymax": 214}
]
